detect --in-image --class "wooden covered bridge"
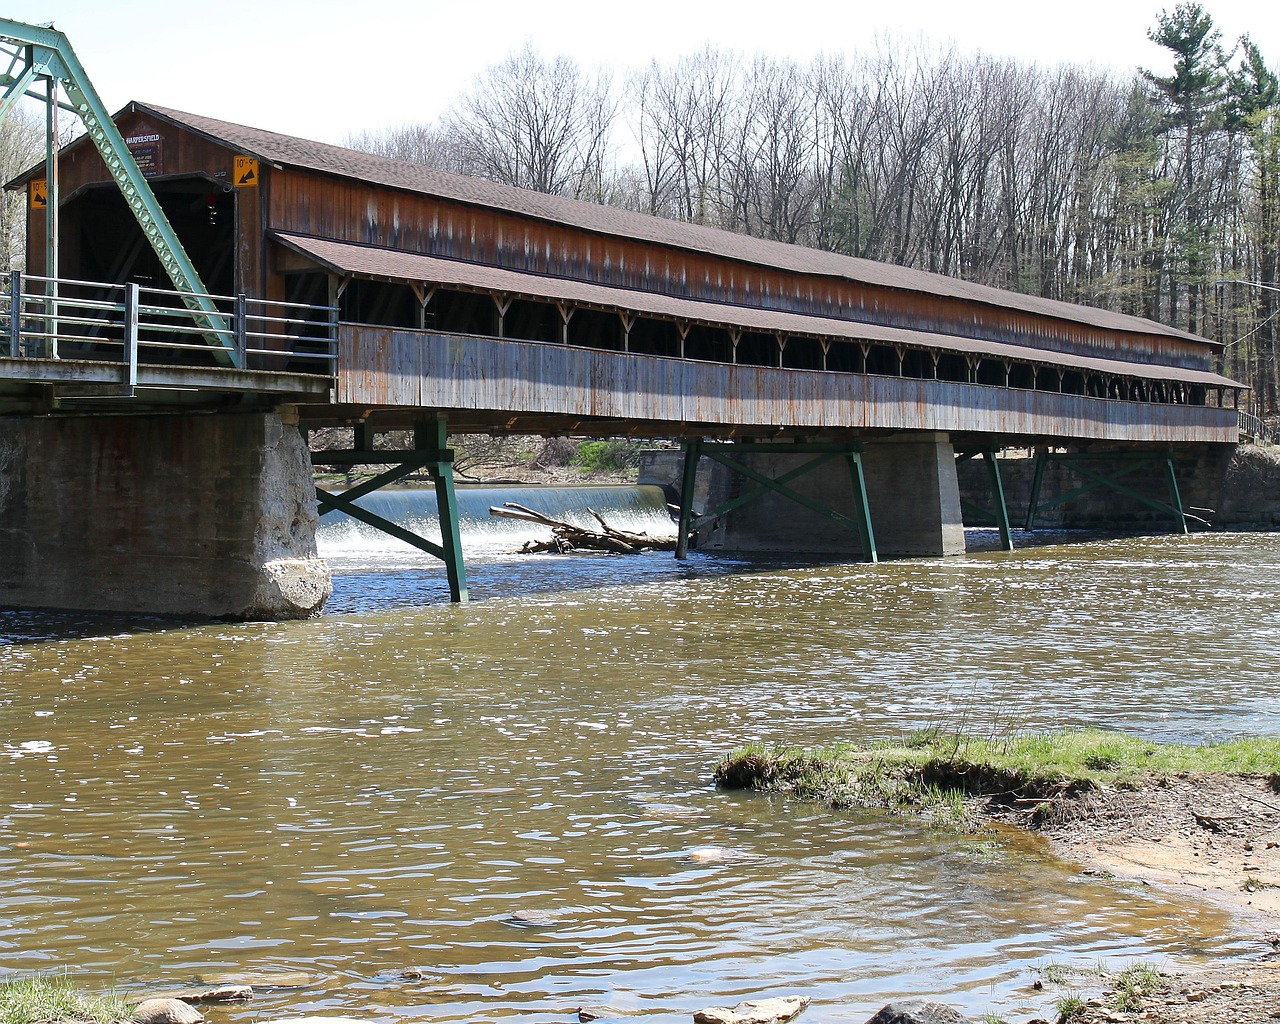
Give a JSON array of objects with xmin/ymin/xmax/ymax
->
[{"xmin": 0, "ymin": 43, "xmax": 1245, "ymax": 617}]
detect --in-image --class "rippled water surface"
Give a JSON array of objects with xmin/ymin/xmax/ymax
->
[{"xmin": 3, "ymin": 490, "xmax": 1279, "ymax": 1021}]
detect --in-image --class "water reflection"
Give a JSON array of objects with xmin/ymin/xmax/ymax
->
[{"xmin": 2, "ymin": 523, "xmax": 1278, "ymax": 1022}]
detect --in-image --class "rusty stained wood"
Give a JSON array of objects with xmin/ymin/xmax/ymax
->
[
  {"xmin": 336, "ymin": 326, "xmax": 1238, "ymax": 444},
  {"xmin": 269, "ymin": 169, "xmax": 1211, "ymax": 373},
  {"xmin": 27, "ymin": 110, "xmax": 1218, "ymax": 378}
]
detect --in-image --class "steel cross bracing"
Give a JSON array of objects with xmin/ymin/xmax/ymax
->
[
  {"xmin": 0, "ymin": 19, "xmax": 236, "ymax": 366},
  {"xmin": 1023, "ymin": 451, "xmax": 1190, "ymax": 534},
  {"xmin": 310, "ymin": 417, "xmax": 468, "ymax": 604},
  {"xmin": 675, "ymin": 440, "xmax": 878, "ymax": 562}
]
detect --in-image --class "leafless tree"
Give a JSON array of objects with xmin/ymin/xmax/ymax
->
[{"xmin": 442, "ymin": 44, "xmax": 616, "ymax": 200}]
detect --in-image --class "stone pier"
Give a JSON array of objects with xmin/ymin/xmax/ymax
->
[
  {"xmin": 0, "ymin": 409, "xmax": 331, "ymax": 619},
  {"xmin": 692, "ymin": 433, "xmax": 966, "ymax": 559}
]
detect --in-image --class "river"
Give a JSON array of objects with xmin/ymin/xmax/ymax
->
[{"xmin": 3, "ymin": 484, "xmax": 1279, "ymax": 1022}]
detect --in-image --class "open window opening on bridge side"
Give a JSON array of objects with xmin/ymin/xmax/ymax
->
[
  {"xmin": 340, "ymin": 279, "xmax": 419, "ymax": 328},
  {"xmin": 1035, "ymin": 367, "xmax": 1061, "ymax": 392},
  {"xmin": 684, "ymin": 324, "xmax": 734, "ymax": 362},
  {"xmin": 865, "ymin": 343, "xmax": 898, "ymax": 376},
  {"xmin": 566, "ymin": 308, "xmax": 624, "ymax": 350},
  {"xmin": 781, "ymin": 335, "xmax": 825, "ymax": 370},
  {"xmin": 975, "ymin": 359, "xmax": 1006, "ymax": 386},
  {"xmin": 502, "ymin": 298, "xmax": 561, "ymax": 344},
  {"xmin": 936, "ymin": 353, "xmax": 969, "ymax": 383},
  {"xmin": 825, "ymin": 340, "xmax": 865, "ymax": 374},
  {"xmin": 628, "ymin": 315, "xmax": 681, "ymax": 358},
  {"xmin": 734, "ymin": 331, "xmax": 780, "ymax": 367},
  {"xmin": 1061, "ymin": 370, "xmax": 1087, "ymax": 396},
  {"xmin": 1008, "ymin": 362, "xmax": 1036, "ymax": 390},
  {"xmin": 424, "ymin": 288, "xmax": 498, "ymax": 336},
  {"xmin": 900, "ymin": 348, "xmax": 933, "ymax": 379}
]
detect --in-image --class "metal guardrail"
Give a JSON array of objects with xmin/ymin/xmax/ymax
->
[
  {"xmin": 1239, "ymin": 410, "xmax": 1274, "ymax": 444},
  {"xmin": 0, "ymin": 270, "xmax": 338, "ymax": 377}
]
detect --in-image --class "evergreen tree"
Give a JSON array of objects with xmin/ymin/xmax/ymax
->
[{"xmin": 1142, "ymin": 2, "xmax": 1229, "ymax": 333}]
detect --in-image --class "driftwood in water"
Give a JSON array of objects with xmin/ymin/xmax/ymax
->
[{"xmin": 489, "ymin": 502, "xmax": 677, "ymax": 554}]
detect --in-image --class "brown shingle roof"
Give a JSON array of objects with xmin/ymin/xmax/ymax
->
[
  {"xmin": 134, "ymin": 102, "xmax": 1211, "ymax": 349},
  {"xmin": 275, "ymin": 231, "xmax": 1237, "ymax": 389}
]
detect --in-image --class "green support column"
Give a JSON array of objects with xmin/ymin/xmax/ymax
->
[
  {"xmin": 675, "ymin": 437, "xmax": 701, "ymax": 560},
  {"xmin": 418, "ymin": 416, "xmax": 468, "ymax": 603},
  {"xmin": 983, "ymin": 451, "xmax": 1015, "ymax": 551},
  {"xmin": 844, "ymin": 451, "xmax": 878, "ymax": 563},
  {"xmin": 1024, "ymin": 449, "xmax": 1048, "ymax": 531},
  {"xmin": 1164, "ymin": 457, "xmax": 1189, "ymax": 535}
]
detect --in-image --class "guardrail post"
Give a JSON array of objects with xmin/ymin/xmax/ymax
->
[
  {"xmin": 329, "ymin": 302, "xmax": 340, "ymax": 377},
  {"xmin": 123, "ymin": 282, "xmax": 139, "ymax": 395},
  {"xmin": 234, "ymin": 293, "xmax": 248, "ymax": 369},
  {"xmin": 8, "ymin": 270, "xmax": 20, "ymax": 357}
]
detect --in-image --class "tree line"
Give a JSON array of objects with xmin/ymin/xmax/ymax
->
[{"xmin": 348, "ymin": 3, "xmax": 1280, "ymax": 418}]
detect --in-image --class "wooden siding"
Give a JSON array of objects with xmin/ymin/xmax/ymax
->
[
  {"xmin": 338, "ymin": 326, "xmax": 1238, "ymax": 444},
  {"xmin": 272, "ymin": 169, "xmax": 1212, "ymax": 373}
]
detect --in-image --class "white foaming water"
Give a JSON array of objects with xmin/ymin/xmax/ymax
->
[{"xmin": 317, "ymin": 484, "xmax": 676, "ymax": 563}]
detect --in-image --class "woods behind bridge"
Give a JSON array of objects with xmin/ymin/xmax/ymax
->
[{"xmin": 348, "ymin": 3, "xmax": 1280, "ymax": 421}]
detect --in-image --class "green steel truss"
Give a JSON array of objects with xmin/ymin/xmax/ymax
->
[
  {"xmin": 1024, "ymin": 450, "xmax": 1188, "ymax": 534},
  {"xmin": 0, "ymin": 19, "xmax": 235, "ymax": 365},
  {"xmin": 675, "ymin": 439, "xmax": 878, "ymax": 562},
  {"xmin": 312, "ymin": 417, "xmax": 468, "ymax": 603}
]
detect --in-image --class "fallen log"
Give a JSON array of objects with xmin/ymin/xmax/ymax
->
[{"xmin": 489, "ymin": 502, "xmax": 678, "ymax": 554}]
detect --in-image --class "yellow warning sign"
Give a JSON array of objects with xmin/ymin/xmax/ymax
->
[
  {"xmin": 233, "ymin": 155, "xmax": 259, "ymax": 188},
  {"xmin": 29, "ymin": 178, "xmax": 46, "ymax": 209}
]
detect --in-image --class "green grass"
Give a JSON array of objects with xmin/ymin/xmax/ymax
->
[
  {"xmin": 0, "ymin": 975, "xmax": 131, "ymax": 1024},
  {"xmin": 1055, "ymin": 994, "xmax": 1087, "ymax": 1021},
  {"xmin": 715, "ymin": 729, "xmax": 1280, "ymax": 822},
  {"xmin": 1111, "ymin": 962, "xmax": 1162, "ymax": 1012}
]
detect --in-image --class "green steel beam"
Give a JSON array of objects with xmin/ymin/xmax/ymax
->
[
  {"xmin": 843, "ymin": 451, "xmax": 878, "ymax": 563},
  {"xmin": 955, "ymin": 450, "xmax": 1014, "ymax": 551},
  {"xmin": 692, "ymin": 443, "xmax": 877, "ymax": 562},
  {"xmin": 315, "ymin": 487, "xmax": 449, "ymax": 562},
  {"xmin": 1024, "ymin": 451, "xmax": 1188, "ymax": 534},
  {"xmin": 309, "ymin": 419, "xmax": 469, "ymax": 603},
  {"xmin": 675, "ymin": 438, "xmax": 701, "ymax": 560},
  {"xmin": 0, "ymin": 20, "xmax": 235, "ymax": 365},
  {"xmin": 419, "ymin": 417, "xmax": 468, "ymax": 604}
]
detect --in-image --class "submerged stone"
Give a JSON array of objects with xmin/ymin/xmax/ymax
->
[
  {"xmin": 693, "ymin": 995, "xmax": 810, "ymax": 1024},
  {"xmin": 862, "ymin": 1000, "xmax": 971, "ymax": 1024},
  {"xmin": 131, "ymin": 998, "xmax": 203, "ymax": 1024}
]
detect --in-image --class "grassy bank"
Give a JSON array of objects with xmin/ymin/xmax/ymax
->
[
  {"xmin": 0, "ymin": 975, "xmax": 129, "ymax": 1024},
  {"xmin": 714, "ymin": 728, "xmax": 1280, "ymax": 828}
]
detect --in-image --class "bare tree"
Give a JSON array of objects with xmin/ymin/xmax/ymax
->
[{"xmin": 442, "ymin": 44, "xmax": 616, "ymax": 200}]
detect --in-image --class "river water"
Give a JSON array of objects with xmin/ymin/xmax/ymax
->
[{"xmin": 3, "ymin": 485, "xmax": 1280, "ymax": 1022}]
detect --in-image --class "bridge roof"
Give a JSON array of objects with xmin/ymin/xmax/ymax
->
[
  {"xmin": 277, "ymin": 231, "xmax": 1236, "ymax": 389},
  {"xmin": 130, "ymin": 102, "xmax": 1210, "ymax": 351}
]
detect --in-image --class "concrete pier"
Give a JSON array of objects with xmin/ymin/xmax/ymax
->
[
  {"xmin": 0, "ymin": 409, "xmax": 331, "ymax": 619},
  {"xmin": 695, "ymin": 433, "xmax": 965, "ymax": 559}
]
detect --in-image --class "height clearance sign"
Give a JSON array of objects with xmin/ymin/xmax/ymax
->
[{"xmin": 234, "ymin": 155, "xmax": 259, "ymax": 187}]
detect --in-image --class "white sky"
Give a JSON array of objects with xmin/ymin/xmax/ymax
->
[{"xmin": 1, "ymin": 0, "xmax": 1277, "ymax": 146}]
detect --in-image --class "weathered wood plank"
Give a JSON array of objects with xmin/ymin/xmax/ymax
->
[{"xmin": 336, "ymin": 327, "xmax": 1238, "ymax": 443}]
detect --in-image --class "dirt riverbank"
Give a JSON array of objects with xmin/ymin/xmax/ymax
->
[{"xmin": 716, "ymin": 739, "xmax": 1280, "ymax": 1023}]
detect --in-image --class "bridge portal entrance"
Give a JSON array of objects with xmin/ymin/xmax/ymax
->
[{"xmin": 62, "ymin": 176, "xmax": 236, "ymax": 296}]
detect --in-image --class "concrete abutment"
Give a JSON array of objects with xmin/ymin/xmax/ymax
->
[{"xmin": 0, "ymin": 409, "xmax": 331, "ymax": 619}]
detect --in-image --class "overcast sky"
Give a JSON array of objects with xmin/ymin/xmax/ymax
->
[{"xmin": 2, "ymin": 0, "xmax": 1277, "ymax": 145}]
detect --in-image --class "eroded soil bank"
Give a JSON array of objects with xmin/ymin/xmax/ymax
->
[{"xmin": 716, "ymin": 735, "xmax": 1280, "ymax": 1024}]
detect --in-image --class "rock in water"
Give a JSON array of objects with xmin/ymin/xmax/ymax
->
[
  {"xmin": 693, "ymin": 995, "xmax": 810, "ymax": 1024},
  {"xmin": 131, "ymin": 999, "xmax": 204, "ymax": 1024},
  {"xmin": 168, "ymin": 986, "xmax": 252, "ymax": 1004},
  {"xmin": 862, "ymin": 1000, "xmax": 972, "ymax": 1024}
]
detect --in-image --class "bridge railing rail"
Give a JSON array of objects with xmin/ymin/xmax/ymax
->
[
  {"xmin": 0, "ymin": 271, "xmax": 338, "ymax": 375},
  {"xmin": 1239, "ymin": 410, "xmax": 1275, "ymax": 444}
]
